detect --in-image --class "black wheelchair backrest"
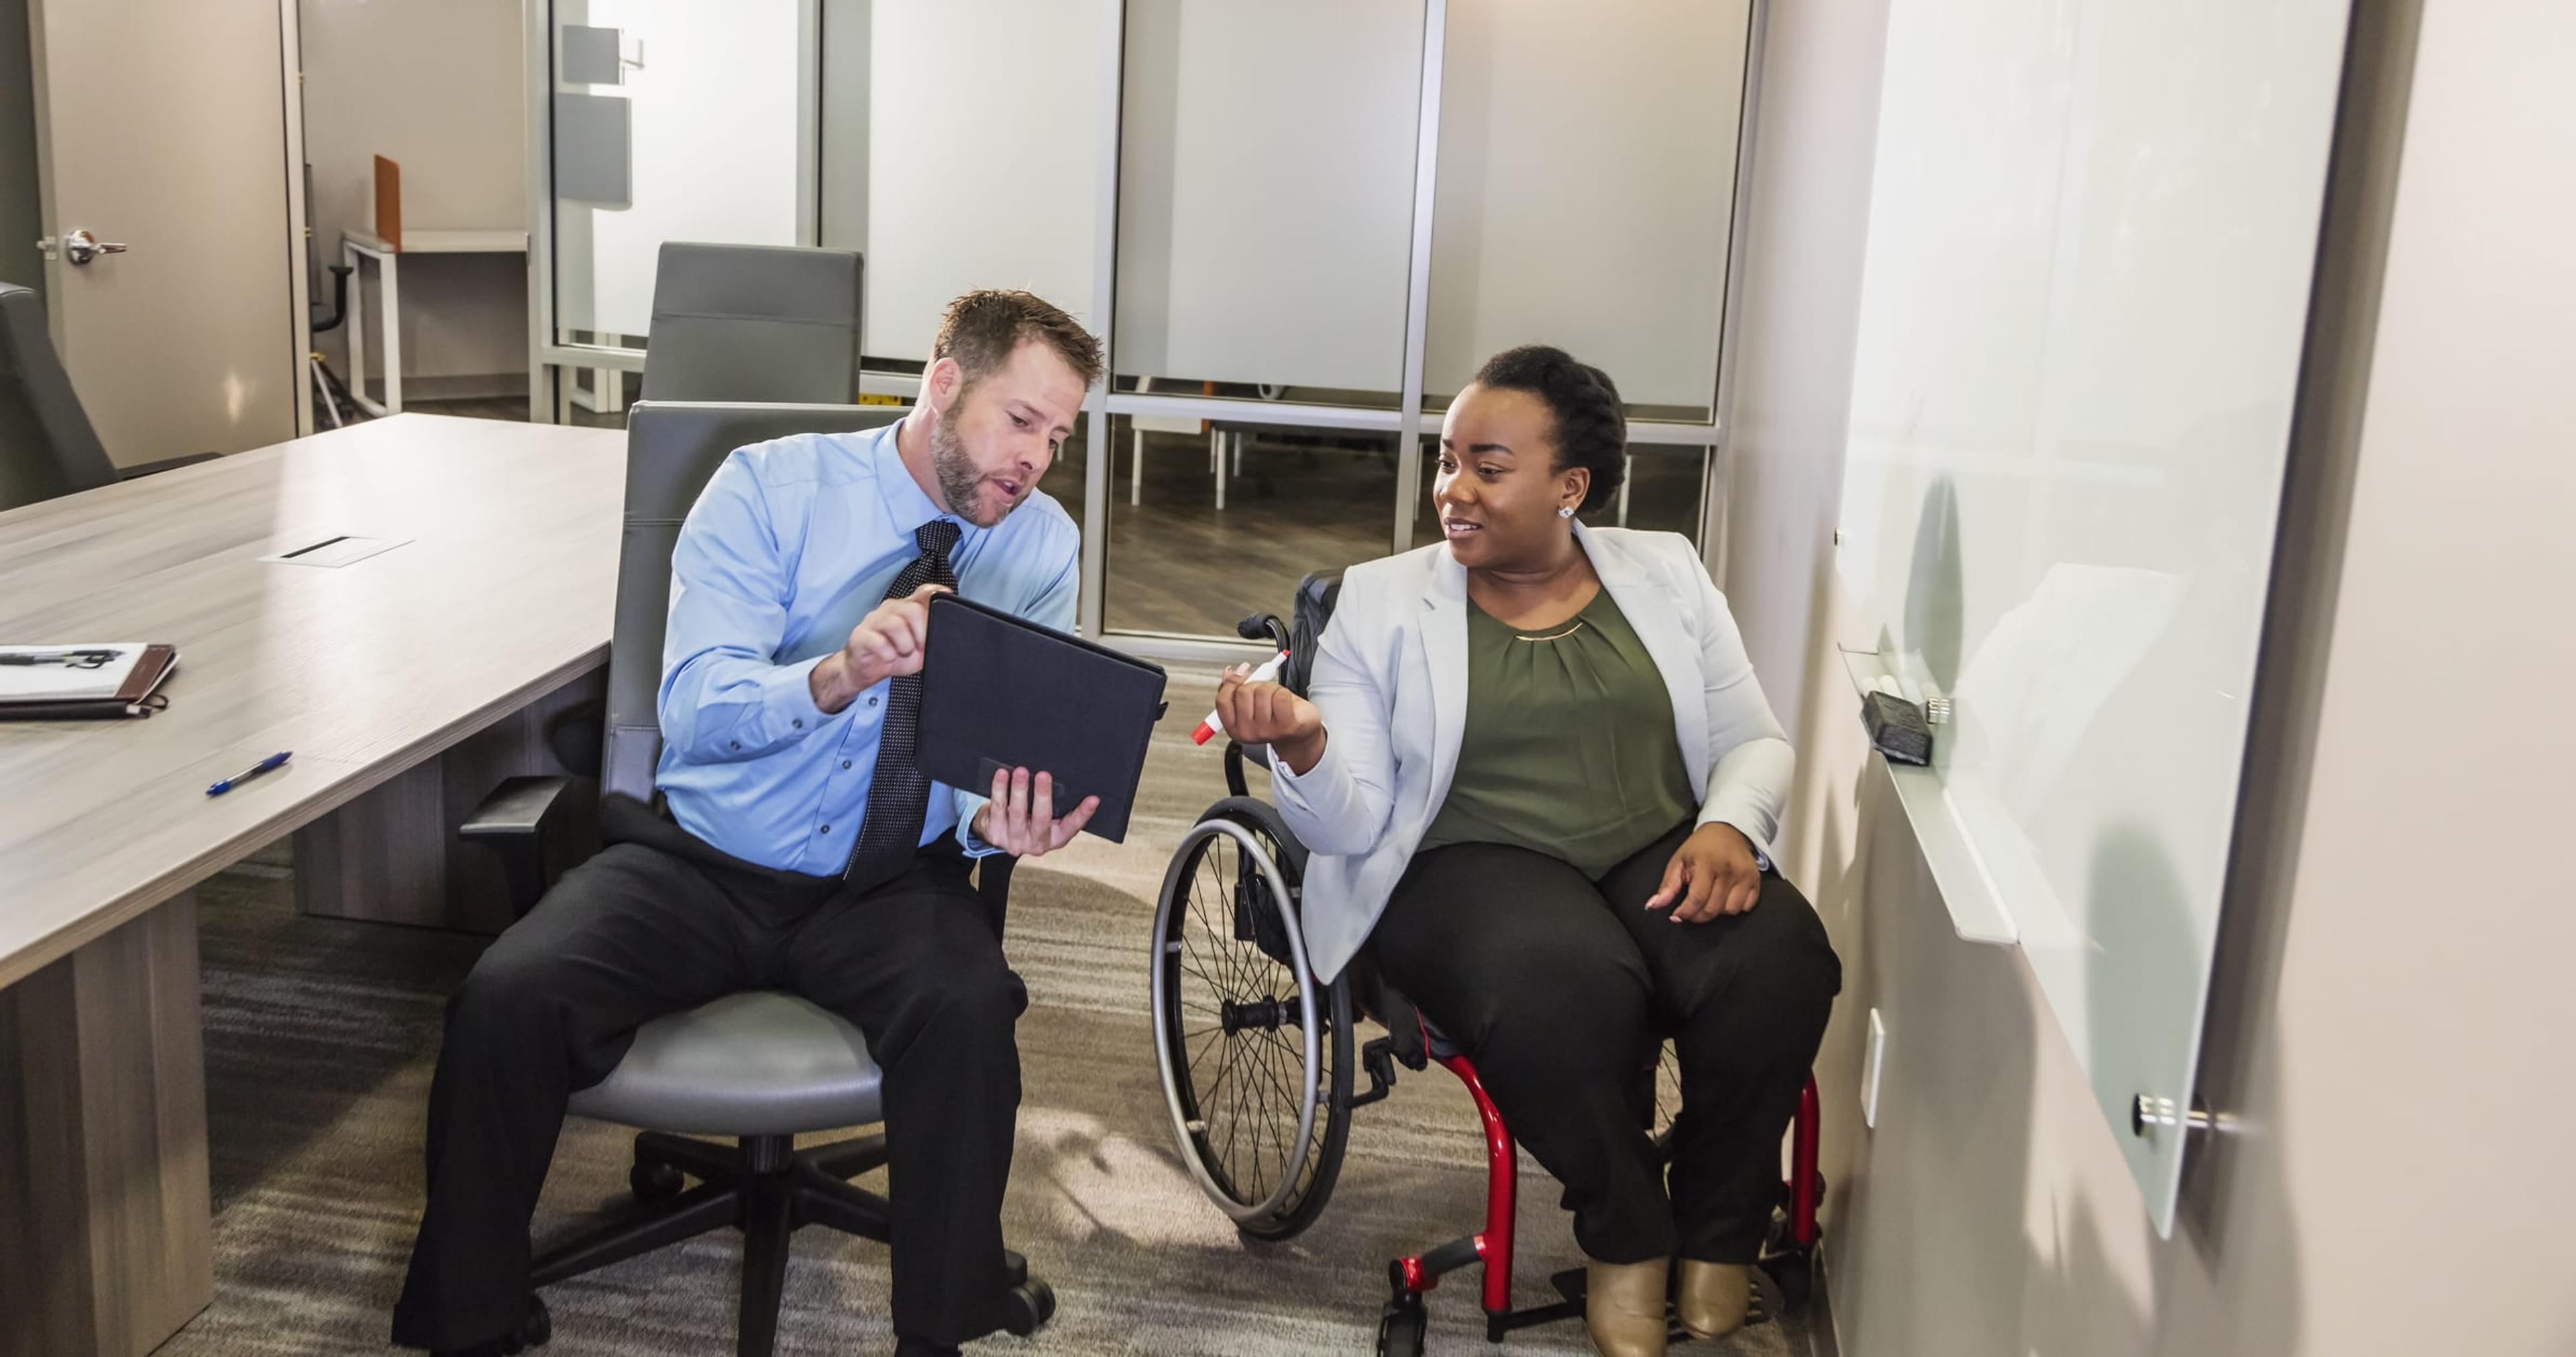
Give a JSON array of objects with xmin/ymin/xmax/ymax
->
[{"xmin": 1281, "ymin": 570, "xmax": 1342, "ymax": 698}]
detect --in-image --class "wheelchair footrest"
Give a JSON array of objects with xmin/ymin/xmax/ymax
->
[{"xmin": 1350, "ymin": 1037, "xmax": 1401, "ymax": 1109}]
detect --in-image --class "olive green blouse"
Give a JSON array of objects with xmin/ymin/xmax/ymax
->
[{"xmin": 1417, "ymin": 590, "xmax": 1699, "ymax": 879}]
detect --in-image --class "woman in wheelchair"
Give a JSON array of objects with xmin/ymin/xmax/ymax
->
[{"xmin": 1215, "ymin": 346, "xmax": 1841, "ymax": 1357}]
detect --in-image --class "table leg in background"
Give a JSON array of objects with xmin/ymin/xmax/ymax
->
[{"xmin": 297, "ymin": 668, "xmax": 606, "ymax": 932}]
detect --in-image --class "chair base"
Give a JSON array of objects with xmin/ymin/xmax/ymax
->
[{"xmin": 531, "ymin": 1129, "xmax": 1055, "ymax": 1357}]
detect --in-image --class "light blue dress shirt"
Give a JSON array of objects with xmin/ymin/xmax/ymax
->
[{"xmin": 655, "ymin": 421, "xmax": 1080, "ymax": 875}]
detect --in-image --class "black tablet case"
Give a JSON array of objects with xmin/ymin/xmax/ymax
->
[{"xmin": 916, "ymin": 594, "xmax": 1168, "ymax": 843}]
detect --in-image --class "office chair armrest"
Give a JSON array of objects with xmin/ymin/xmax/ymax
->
[
  {"xmin": 117, "ymin": 452, "xmax": 223, "ymax": 480},
  {"xmin": 460, "ymin": 774, "xmax": 578, "ymax": 916}
]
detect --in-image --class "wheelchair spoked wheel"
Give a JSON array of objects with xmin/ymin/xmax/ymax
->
[{"xmin": 1150, "ymin": 798, "xmax": 1353, "ymax": 1242}]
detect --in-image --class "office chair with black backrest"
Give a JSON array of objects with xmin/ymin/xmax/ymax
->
[
  {"xmin": 458, "ymin": 400, "xmax": 1057, "ymax": 1357},
  {"xmin": 1, "ymin": 280, "xmax": 223, "ymax": 510},
  {"xmin": 639, "ymin": 243, "xmax": 866, "ymax": 404}
]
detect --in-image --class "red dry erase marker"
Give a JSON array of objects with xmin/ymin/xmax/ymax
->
[{"xmin": 1194, "ymin": 649, "xmax": 1289, "ymax": 745}]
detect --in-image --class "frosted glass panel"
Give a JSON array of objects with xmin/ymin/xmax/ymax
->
[
  {"xmin": 552, "ymin": 0, "xmax": 804, "ymax": 343},
  {"xmin": 1115, "ymin": 0, "xmax": 1424, "ymax": 395},
  {"xmin": 1424, "ymin": 0, "xmax": 1750, "ymax": 415},
  {"xmin": 823, "ymin": 0, "xmax": 1104, "ymax": 364}
]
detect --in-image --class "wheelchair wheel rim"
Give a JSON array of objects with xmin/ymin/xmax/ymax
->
[{"xmin": 1150, "ymin": 816, "xmax": 1322, "ymax": 1225}]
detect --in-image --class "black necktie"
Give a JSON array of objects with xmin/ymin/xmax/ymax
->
[{"xmin": 845, "ymin": 520, "xmax": 962, "ymax": 889}]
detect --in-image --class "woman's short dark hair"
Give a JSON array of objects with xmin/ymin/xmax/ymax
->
[{"xmin": 1470, "ymin": 345, "xmax": 1627, "ymax": 512}]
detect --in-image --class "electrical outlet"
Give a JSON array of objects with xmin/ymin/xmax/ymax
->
[{"xmin": 1862, "ymin": 1008, "xmax": 1887, "ymax": 1129}]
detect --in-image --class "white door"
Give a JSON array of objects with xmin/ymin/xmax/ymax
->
[{"xmin": 30, "ymin": 0, "xmax": 306, "ymax": 463}]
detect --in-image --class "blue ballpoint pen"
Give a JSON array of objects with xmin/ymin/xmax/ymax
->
[{"xmin": 207, "ymin": 751, "xmax": 292, "ymax": 797}]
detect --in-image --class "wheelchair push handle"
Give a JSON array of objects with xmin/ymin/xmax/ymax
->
[{"xmin": 1238, "ymin": 611, "xmax": 1291, "ymax": 653}]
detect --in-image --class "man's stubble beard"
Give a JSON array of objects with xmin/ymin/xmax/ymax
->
[{"xmin": 931, "ymin": 411, "xmax": 1012, "ymax": 529}]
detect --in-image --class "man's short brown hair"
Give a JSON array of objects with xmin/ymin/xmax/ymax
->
[{"xmin": 932, "ymin": 290, "xmax": 1105, "ymax": 392}]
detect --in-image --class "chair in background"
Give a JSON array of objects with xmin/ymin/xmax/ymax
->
[
  {"xmin": 639, "ymin": 243, "xmax": 866, "ymax": 404},
  {"xmin": 553, "ymin": 248, "xmax": 867, "ymax": 772},
  {"xmin": 458, "ymin": 400, "xmax": 1056, "ymax": 1357},
  {"xmin": 0, "ymin": 280, "xmax": 219, "ymax": 510}
]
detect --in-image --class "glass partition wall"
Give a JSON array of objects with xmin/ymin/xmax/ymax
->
[{"xmin": 529, "ymin": 0, "xmax": 1761, "ymax": 653}]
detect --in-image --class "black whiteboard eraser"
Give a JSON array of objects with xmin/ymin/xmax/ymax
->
[{"xmin": 1862, "ymin": 691, "xmax": 1935, "ymax": 765}]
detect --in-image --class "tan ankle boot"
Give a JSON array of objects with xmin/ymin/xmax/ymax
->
[
  {"xmin": 1584, "ymin": 1258, "xmax": 1670, "ymax": 1357},
  {"xmin": 1675, "ymin": 1260, "xmax": 1752, "ymax": 1340}
]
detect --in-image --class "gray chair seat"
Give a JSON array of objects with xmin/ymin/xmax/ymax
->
[{"xmin": 570, "ymin": 991, "xmax": 882, "ymax": 1137}]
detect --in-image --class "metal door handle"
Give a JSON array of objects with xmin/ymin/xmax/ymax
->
[{"xmin": 60, "ymin": 229, "xmax": 129, "ymax": 266}]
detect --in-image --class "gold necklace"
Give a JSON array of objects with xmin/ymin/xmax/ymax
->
[{"xmin": 1515, "ymin": 619, "xmax": 1587, "ymax": 642}]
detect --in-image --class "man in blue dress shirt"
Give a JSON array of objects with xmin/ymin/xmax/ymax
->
[{"xmin": 392, "ymin": 292, "xmax": 1103, "ymax": 1357}]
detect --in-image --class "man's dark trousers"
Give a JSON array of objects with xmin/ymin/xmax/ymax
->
[{"xmin": 390, "ymin": 796, "xmax": 1027, "ymax": 1352}]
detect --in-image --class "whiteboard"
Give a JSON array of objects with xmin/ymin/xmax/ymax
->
[{"xmin": 1833, "ymin": 0, "xmax": 2351, "ymax": 1233}]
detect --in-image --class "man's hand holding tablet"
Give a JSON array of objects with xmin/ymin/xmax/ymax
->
[{"xmin": 971, "ymin": 766, "xmax": 1099, "ymax": 855}]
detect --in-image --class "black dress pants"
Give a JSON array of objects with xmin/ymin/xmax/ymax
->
[
  {"xmin": 1369, "ymin": 821, "xmax": 1840, "ymax": 1265},
  {"xmin": 390, "ymin": 798, "xmax": 1028, "ymax": 1352}
]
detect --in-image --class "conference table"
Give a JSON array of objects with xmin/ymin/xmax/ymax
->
[{"xmin": 0, "ymin": 415, "xmax": 625, "ymax": 1356}]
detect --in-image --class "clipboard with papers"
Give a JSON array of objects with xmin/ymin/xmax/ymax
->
[{"xmin": 916, "ymin": 594, "xmax": 1167, "ymax": 843}]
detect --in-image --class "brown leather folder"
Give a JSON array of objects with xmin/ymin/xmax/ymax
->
[{"xmin": 0, "ymin": 643, "xmax": 180, "ymax": 720}]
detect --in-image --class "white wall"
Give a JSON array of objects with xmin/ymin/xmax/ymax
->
[
  {"xmin": 299, "ymin": 0, "xmax": 526, "ymax": 385},
  {"xmin": 1425, "ymin": 0, "xmax": 1750, "ymax": 411},
  {"xmin": 1713, "ymin": 2, "xmax": 1890, "ymax": 1333},
  {"xmin": 1727, "ymin": 1, "xmax": 2576, "ymax": 1352},
  {"xmin": 1114, "ymin": 0, "xmax": 1424, "ymax": 392}
]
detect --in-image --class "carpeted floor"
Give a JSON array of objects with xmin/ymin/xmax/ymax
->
[{"xmin": 159, "ymin": 663, "xmax": 1813, "ymax": 1357}]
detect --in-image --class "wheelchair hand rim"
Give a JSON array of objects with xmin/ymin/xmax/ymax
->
[{"xmin": 1150, "ymin": 815, "xmax": 1323, "ymax": 1225}]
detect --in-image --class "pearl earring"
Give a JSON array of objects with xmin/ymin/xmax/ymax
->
[{"xmin": 1558, "ymin": 504, "xmax": 1576, "ymax": 519}]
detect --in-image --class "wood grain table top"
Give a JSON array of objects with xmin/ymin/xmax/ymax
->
[{"xmin": 0, "ymin": 415, "xmax": 625, "ymax": 988}]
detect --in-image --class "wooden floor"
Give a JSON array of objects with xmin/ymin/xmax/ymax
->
[{"xmin": 405, "ymin": 398, "xmax": 1713, "ymax": 641}]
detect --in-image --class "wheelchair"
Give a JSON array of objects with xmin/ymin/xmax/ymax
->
[{"xmin": 1148, "ymin": 576, "xmax": 1825, "ymax": 1356}]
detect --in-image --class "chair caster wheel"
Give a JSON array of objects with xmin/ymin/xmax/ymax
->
[
  {"xmin": 1004, "ymin": 1248, "xmax": 1029, "ymax": 1287},
  {"xmin": 1001, "ymin": 1277, "xmax": 1056, "ymax": 1336},
  {"xmin": 629, "ymin": 1160, "xmax": 686, "ymax": 1204},
  {"xmin": 1377, "ymin": 1297, "xmax": 1426, "ymax": 1357}
]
